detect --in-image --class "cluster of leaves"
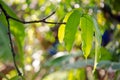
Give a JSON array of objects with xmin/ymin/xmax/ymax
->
[{"xmin": 58, "ymin": 8, "xmax": 102, "ymax": 71}]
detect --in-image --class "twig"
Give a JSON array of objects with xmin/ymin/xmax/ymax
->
[
  {"xmin": 8, "ymin": 14, "xmax": 66, "ymax": 24},
  {"xmin": 42, "ymin": 11, "xmax": 56, "ymax": 20},
  {"xmin": 0, "ymin": 4, "xmax": 22, "ymax": 77},
  {"xmin": 9, "ymin": 16, "xmax": 66, "ymax": 24}
]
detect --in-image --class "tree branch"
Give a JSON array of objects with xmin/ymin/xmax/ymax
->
[{"xmin": 9, "ymin": 16, "xmax": 66, "ymax": 24}]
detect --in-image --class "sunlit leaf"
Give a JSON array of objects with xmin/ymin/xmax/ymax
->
[
  {"xmin": 92, "ymin": 18, "xmax": 102, "ymax": 72},
  {"xmin": 80, "ymin": 15, "xmax": 94, "ymax": 59},
  {"xmin": 58, "ymin": 25, "xmax": 65, "ymax": 43},
  {"xmin": 64, "ymin": 9, "xmax": 82, "ymax": 51},
  {"xmin": 58, "ymin": 12, "xmax": 72, "ymax": 43},
  {"xmin": 75, "ymin": 30, "xmax": 82, "ymax": 46}
]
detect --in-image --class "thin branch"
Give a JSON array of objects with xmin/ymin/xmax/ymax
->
[
  {"xmin": 0, "ymin": 4, "xmax": 22, "ymax": 77},
  {"xmin": 42, "ymin": 11, "xmax": 56, "ymax": 20},
  {"xmin": 9, "ymin": 16, "xmax": 66, "ymax": 24}
]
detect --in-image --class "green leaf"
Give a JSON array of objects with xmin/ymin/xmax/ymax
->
[
  {"xmin": 64, "ymin": 9, "xmax": 82, "ymax": 51},
  {"xmin": 80, "ymin": 15, "xmax": 94, "ymax": 59},
  {"xmin": 58, "ymin": 24, "xmax": 65, "ymax": 43},
  {"xmin": 92, "ymin": 18, "xmax": 102, "ymax": 72},
  {"xmin": 58, "ymin": 12, "xmax": 72, "ymax": 43}
]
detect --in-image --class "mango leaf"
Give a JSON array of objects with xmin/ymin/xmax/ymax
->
[
  {"xmin": 64, "ymin": 9, "xmax": 82, "ymax": 51},
  {"xmin": 92, "ymin": 18, "xmax": 102, "ymax": 72},
  {"xmin": 80, "ymin": 15, "xmax": 94, "ymax": 59},
  {"xmin": 58, "ymin": 12, "xmax": 72, "ymax": 43},
  {"xmin": 0, "ymin": 1, "xmax": 25, "ymax": 65}
]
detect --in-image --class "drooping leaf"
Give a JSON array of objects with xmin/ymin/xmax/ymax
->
[
  {"xmin": 80, "ymin": 15, "xmax": 94, "ymax": 59},
  {"xmin": 92, "ymin": 18, "xmax": 102, "ymax": 72},
  {"xmin": 64, "ymin": 9, "xmax": 82, "ymax": 51},
  {"xmin": 58, "ymin": 12, "xmax": 72, "ymax": 43}
]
